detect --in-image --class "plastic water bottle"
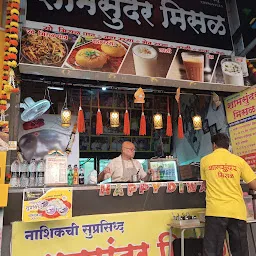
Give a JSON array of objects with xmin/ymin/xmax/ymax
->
[
  {"xmin": 28, "ymin": 159, "xmax": 37, "ymax": 187},
  {"xmin": 36, "ymin": 159, "xmax": 45, "ymax": 187},
  {"xmin": 10, "ymin": 159, "xmax": 20, "ymax": 187},
  {"xmin": 79, "ymin": 165, "xmax": 85, "ymax": 185},
  {"xmin": 67, "ymin": 165, "xmax": 73, "ymax": 186},
  {"xmin": 20, "ymin": 160, "xmax": 29, "ymax": 187}
]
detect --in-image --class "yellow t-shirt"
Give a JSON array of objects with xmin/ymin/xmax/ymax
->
[{"xmin": 200, "ymin": 148, "xmax": 256, "ymax": 221}]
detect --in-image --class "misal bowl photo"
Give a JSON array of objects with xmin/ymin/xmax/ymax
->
[
  {"xmin": 21, "ymin": 34, "xmax": 68, "ymax": 66},
  {"xmin": 65, "ymin": 38, "xmax": 128, "ymax": 73}
]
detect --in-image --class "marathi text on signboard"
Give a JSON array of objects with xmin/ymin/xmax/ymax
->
[
  {"xmin": 225, "ymin": 87, "xmax": 256, "ymax": 171},
  {"xmin": 26, "ymin": 0, "xmax": 232, "ymax": 52}
]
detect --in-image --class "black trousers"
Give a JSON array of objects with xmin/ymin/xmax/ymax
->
[{"xmin": 203, "ymin": 216, "xmax": 249, "ymax": 256}]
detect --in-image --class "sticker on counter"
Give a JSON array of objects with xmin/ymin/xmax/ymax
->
[{"xmin": 22, "ymin": 188, "xmax": 72, "ymax": 222}]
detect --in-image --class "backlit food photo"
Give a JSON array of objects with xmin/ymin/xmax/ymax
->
[
  {"xmin": 65, "ymin": 37, "xmax": 129, "ymax": 72},
  {"xmin": 21, "ymin": 34, "xmax": 68, "ymax": 66}
]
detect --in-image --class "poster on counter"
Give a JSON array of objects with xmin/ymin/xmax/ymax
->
[
  {"xmin": 20, "ymin": 27, "xmax": 254, "ymax": 87},
  {"xmin": 12, "ymin": 209, "xmax": 231, "ymax": 256},
  {"xmin": 22, "ymin": 188, "xmax": 73, "ymax": 222},
  {"xmin": 224, "ymin": 87, "xmax": 256, "ymax": 171}
]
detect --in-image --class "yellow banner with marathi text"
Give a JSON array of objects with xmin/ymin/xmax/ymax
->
[
  {"xmin": 224, "ymin": 87, "xmax": 256, "ymax": 171},
  {"xmin": 12, "ymin": 209, "xmax": 230, "ymax": 256}
]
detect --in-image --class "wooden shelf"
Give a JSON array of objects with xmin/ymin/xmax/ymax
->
[{"xmin": 20, "ymin": 64, "xmax": 249, "ymax": 93}]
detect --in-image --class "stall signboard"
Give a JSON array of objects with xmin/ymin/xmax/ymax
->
[
  {"xmin": 19, "ymin": 26, "xmax": 254, "ymax": 87},
  {"xmin": 22, "ymin": 188, "xmax": 73, "ymax": 222},
  {"xmin": 21, "ymin": 1, "xmax": 255, "ymax": 88},
  {"xmin": 25, "ymin": 0, "xmax": 232, "ymax": 53},
  {"xmin": 224, "ymin": 87, "xmax": 256, "ymax": 171},
  {"xmin": 12, "ymin": 209, "xmax": 231, "ymax": 256}
]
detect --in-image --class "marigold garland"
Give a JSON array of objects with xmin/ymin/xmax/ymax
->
[{"xmin": 0, "ymin": 0, "xmax": 20, "ymax": 127}]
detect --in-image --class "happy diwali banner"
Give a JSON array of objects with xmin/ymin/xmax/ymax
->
[
  {"xmin": 224, "ymin": 87, "xmax": 256, "ymax": 171},
  {"xmin": 99, "ymin": 181, "xmax": 205, "ymax": 196},
  {"xmin": 19, "ymin": 26, "xmax": 254, "ymax": 87}
]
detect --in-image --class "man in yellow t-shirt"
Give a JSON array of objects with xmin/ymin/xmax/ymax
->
[{"xmin": 200, "ymin": 133, "xmax": 256, "ymax": 256}]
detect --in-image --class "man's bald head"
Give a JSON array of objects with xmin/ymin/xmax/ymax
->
[
  {"xmin": 122, "ymin": 141, "xmax": 135, "ymax": 150},
  {"xmin": 121, "ymin": 141, "xmax": 136, "ymax": 160}
]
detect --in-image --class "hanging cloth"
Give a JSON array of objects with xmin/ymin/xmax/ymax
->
[
  {"xmin": 123, "ymin": 93, "xmax": 130, "ymax": 135},
  {"xmin": 166, "ymin": 96, "xmax": 173, "ymax": 137},
  {"xmin": 77, "ymin": 89, "xmax": 85, "ymax": 133},
  {"xmin": 139, "ymin": 103, "xmax": 146, "ymax": 136},
  {"xmin": 96, "ymin": 91, "xmax": 103, "ymax": 135}
]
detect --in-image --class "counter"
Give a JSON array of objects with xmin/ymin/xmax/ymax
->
[
  {"xmin": 4, "ymin": 182, "xmax": 206, "ymax": 225},
  {"xmin": 2, "ymin": 182, "xmax": 254, "ymax": 256},
  {"xmin": 4, "ymin": 181, "xmax": 251, "ymax": 225}
]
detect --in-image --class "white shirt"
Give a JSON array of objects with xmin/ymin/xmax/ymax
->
[{"xmin": 105, "ymin": 155, "xmax": 147, "ymax": 182}]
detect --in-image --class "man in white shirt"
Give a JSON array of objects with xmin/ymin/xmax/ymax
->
[{"xmin": 98, "ymin": 141, "xmax": 151, "ymax": 182}]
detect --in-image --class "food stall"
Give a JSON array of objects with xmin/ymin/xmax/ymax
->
[{"xmin": 1, "ymin": 0, "xmax": 256, "ymax": 255}]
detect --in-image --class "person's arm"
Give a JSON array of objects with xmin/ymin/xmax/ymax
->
[
  {"xmin": 97, "ymin": 163, "xmax": 113, "ymax": 183},
  {"xmin": 135, "ymin": 161, "xmax": 151, "ymax": 181},
  {"xmin": 241, "ymin": 159, "xmax": 256, "ymax": 190},
  {"xmin": 97, "ymin": 170, "xmax": 106, "ymax": 183},
  {"xmin": 141, "ymin": 169, "xmax": 152, "ymax": 182},
  {"xmin": 248, "ymin": 179, "xmax": 256, "ymax": 190},
  {"xmin": 200, "ymin": 158, "xmax": 206, "ymax": 181}
]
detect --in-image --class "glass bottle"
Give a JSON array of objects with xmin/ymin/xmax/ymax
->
[
  {"xmin": 73, "ymin": 165, "xmax": 79, "ymax": 185},
  {"xmin": 79, "ymin": 165, "xmax": 85, "ymax": 185},
  {"xmin": 67, "ymin": 165, "xmax": 73, "ymax": 186}
]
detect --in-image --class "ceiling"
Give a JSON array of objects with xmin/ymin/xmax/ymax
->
[{"xmin": 235, "ymin": 0, "xmax": 256, "ymax": 58}]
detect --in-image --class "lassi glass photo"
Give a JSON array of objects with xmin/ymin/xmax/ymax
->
[{"xmin": 132, "ymin": 45, "xmax": 158, "ymax": 77}]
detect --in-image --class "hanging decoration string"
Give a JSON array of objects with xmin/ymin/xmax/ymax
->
[
  {"xmin": 175, "ymin": 88, "xmax": 184, "ymax": 139},
  {"xmin": 77, "ymin": 88, "xmax": 85, "ymax": 133},
  {"xmin": 123, "ymin": 93, "xmax": 130, "ymax": 135},
  {"xmin": 166, "ymin": 96, "xmax": 173, "ymax": 137},
  {"xmin": 139, "ymin": 103, "xmax": 146, "ymax": 136},
  {"xmin": 96, "ymin": 91, "xmax": 103, "ymax": 135},
  {"xmin": 65, "ymin": 122, "xmax": 77, "ymax": 155}
]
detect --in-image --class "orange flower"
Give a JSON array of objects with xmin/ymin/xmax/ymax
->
[
  {"xmin": 8, "ymin": 53, "xmax": 17, "ymax": 60},
  {"xmin": 9, "ymin": 40, "xmax": 18, "ymax": 46}
]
